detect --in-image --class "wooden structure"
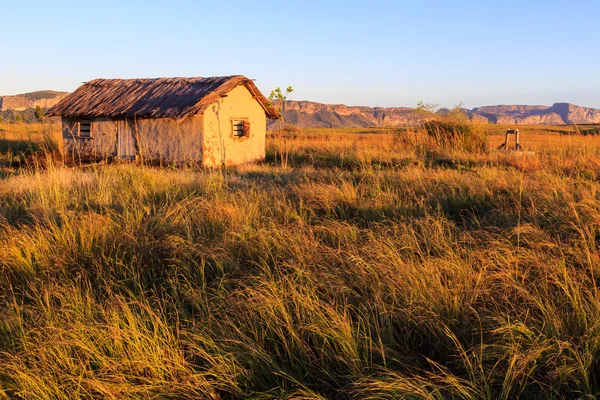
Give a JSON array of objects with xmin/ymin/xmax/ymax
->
[
  {"xmin": 47, "ymin": 76, "xmax": 279, "ymax": 167},
  {"xmin": 497, "ymin": 129, "xmax": 523, "ymax": 151}
]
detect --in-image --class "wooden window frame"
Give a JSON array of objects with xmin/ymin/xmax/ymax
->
[
  {"xmin": 77, "ymin": 119, "xmax": 93, "ymax": 139},
  {"xmin": 231, "ymin": 118, "xmax": 250, "ymax": 139}
]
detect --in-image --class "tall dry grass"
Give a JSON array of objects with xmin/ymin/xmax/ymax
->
[
  {"xmin": 0, "ymin": 122, "xmax": 61, "ymax": 173},
  {"xmin": 1, "ymin": 124, "xmax": 600, "ymax": 398}
]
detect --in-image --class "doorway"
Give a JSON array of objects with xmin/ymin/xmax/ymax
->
[{"xmin": 117, "ymin": 120, "xmax": 136, "ymax": 160}]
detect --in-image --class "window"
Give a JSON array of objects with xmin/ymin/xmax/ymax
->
[
  {"xmin": 232, "ymin": 119, "xmax": 250, "ymax": 138},
  {"xmin": 78, "ymin": 120, "xmax": 92, "ymax": 138}
]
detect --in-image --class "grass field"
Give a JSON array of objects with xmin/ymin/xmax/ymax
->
[
  {"xmin": 0, "ymin": 122, "xmax": 61, "ymax": 169},
  {"xmin": 1, "ymin": 122, "xmax": 600, "ymax": 398}
]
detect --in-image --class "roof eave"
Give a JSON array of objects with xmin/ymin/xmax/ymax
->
[{"xmin": 46, "ymin": 75, "xmax": 280, "ymax": 120}]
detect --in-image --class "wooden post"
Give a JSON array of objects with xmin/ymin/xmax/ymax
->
[
  {"xmin": 497, "ymin": 129, "xmax": 523, "ymax": 151},
  {"xmin": 515, "ymin": 129, "xmax": 522, "ymax": 151}
]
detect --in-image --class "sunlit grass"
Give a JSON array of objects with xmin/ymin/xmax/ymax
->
[
  {"xmin": 0, "ymin": 122, "xmax": 61, "ymax": 172},
  {"xmin": 1, "ymin": 123, "xmax": 600, "ymax": 398}
]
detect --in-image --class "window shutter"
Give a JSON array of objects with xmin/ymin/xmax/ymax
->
[
  {"xmin": 243, "ymin": 120, "xmax": 251, "ymax": 137},
  {"xmin": 78, "ymin": 120, "xmax": 92, "ymax": 138}
]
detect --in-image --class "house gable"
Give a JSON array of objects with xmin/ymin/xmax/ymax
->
[{"xmin": 202, "ymin": 85, "xmax": 267, "ymax": 167}]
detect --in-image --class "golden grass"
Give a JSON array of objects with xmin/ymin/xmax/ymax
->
[
  {"xmin": 1, "ymin": 123, "xmax": 600, "ymax": 398},
  {"xmin": 0, "ymin": 122, "xmax": 62, "ymax": 168}
]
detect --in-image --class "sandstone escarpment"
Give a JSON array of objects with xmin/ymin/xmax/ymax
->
[
  {"xmin": 3, "ymin": 88, "xmax": 599, "ymax": 128},
  {"xmin": 473, "ymin": 103, "xmax": 600, "ymax": 125},
  {"xmin": 271, "ymin": 101, "xmax": 600, "ymax": 129},
  {"xmin": 0, "ymin": 90, "xmax": 69, "ymax": 111},
  {"xmin": 549, "ymin": 103, "xmax": 600, "ymax": 124},
  {"xmin": 0, "ymin": 95, "xmax": 31, "ymax": 111},
  {"xmin": 275, "ymin": 101, "xmax": 424, "ymax": 128}
]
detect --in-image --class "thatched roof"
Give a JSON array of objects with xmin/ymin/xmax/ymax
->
[{"xmin": 47, "ymin": 75, "xmax": 279, "ymax": 120}]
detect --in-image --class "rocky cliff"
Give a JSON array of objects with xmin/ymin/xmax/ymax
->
[
  {"xmin": 470, "ymin": 104, "xmax": 600, "ymax": 125},
  {"xmin": 2, "ymin": 89, "xmax": 598, "ymax": 127},
  {"xmin": 548, "ymin": 103, "xmax": 600, "ymax": 124},
  {"xmin": 270, "ymin": 101, "xmax": 600, "ymax": 129},
  {"xmin": 0, "ymin": 90, "xmax": 69, "ymax": 111},
  {"xmin": 273, "ymin": 101, "xmax": 422, "ymax": 128}
]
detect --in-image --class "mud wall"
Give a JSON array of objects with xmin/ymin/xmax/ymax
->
[
  {"xmin": 202, "ymin": 85, "xmax": 267, "ymax": 167},
  {"xmin": 62, "ymin": 116, "xmax": 204, "ymax": 163},
  {"xmin": 135, "ymin": 116, "xmax": 203, "ymax": 163},
  {"xmin": 62, "ymin": 117, "xmax": 117, "ymax": 161}
]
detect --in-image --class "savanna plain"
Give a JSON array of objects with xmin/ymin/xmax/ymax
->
[{"xmin": 1, "ymin": 122, "xmax": 600, "ymax": 399}]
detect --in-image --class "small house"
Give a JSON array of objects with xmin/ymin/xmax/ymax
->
[{"xmin": 47, "ymin": 75, "xmax": 279, "ymax": 167}]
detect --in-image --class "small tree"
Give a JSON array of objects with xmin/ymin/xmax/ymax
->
[
  {"xmin": 34, "ymin": 106, "xmax": 45, "ymax": 123},
  {"xmin": 413, "ymin": 100, "xmax": 439, "ymax": 120},
  {"xmin": 268, "ymin": 86, "xmax": 294, "ymax": 168}
]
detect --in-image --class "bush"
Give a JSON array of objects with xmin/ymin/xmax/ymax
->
[
  {"xmin": 422, "ymin": 119, "xmax": 488, "ymax": 153},
  {"xmin": 34, "ymin": 106, "xmax": 45, "ymax": 122},
  {"xmin": 281, "ymin": 124, "xmax": 301, "ymax": 137},
  {"xmin": 398, "ymin": 119, "xmax": 488, "ymax": 155},
  {"xmin": 0, "ymin": 108, "xmax": 48, "ymax": 124}
]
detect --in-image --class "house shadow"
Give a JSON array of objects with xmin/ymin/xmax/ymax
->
[
  {"xmin": 0, "ymin": 139, "xmax": 57, "ymax": 170},
  {"xmin": 0, "ymin": 139, "xmax": 43, "ymax": 155}
]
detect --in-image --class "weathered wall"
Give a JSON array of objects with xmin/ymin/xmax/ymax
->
[
  {"xmin": 62, "ymin": 117, "xmax": 117, "ymax": 160},
  {"xmin": 62, "ymin": 116, "xmax": 204, "ymax": 163},
  {"xmin": 135, "ymin": 116, "xmax": 203, "ymax": 163},
  {"xmin": 202, "ymin": 85, "xmax": 267, "ymax": 167}
]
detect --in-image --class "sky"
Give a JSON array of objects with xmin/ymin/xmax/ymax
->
[{"xmin": 1, "ymin": 0, "xmax": 599, "ymax": 109}]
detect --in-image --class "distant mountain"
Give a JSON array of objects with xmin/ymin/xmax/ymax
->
[
  {"xmin": 2, "ymin": 90, "xmax": 598, "ymax": 127},
  {"xmin": 472, "ymin": 103, "xmax": 600, "ymax": 125},
  {"xmin": 270, "ymin": 101, "xmax": 600, "ymax": 129},
  {"xmin": 268, "ymin": 101, "xmax": 421, "ymax": 129},
  {"xmin": 0, "ymin": 90, "xmax": 69, "ymax": 111},
  {"xmin": 271, "ymin": 101, "xmax": 422, "ymax": 128}
]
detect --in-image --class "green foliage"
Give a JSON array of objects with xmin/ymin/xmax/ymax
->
[
  {"xmin": 23, "ymin": 90, "xmax": 66, "ymax": 101},
  {"xmin": 0, "ymin": 108, "xmax": 45, "ymax": 124},
  {"xmin": 414, "ymin": 100, "xmax": 439, "ymax": 116},
  {"xmin": 268, "ymin": 86, "xmax": 294, "ymax": 116},
  {"xmin": 268, "ymin": 86, "xmax": 295, "ymax": 168},
  {"xmin": 34, "ymin": 106, "xmax": 44, "ymax": 122}
]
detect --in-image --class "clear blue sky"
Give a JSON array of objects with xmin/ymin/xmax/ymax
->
[{"xmin": 2, "ymin": 0, "xmax": 599, "ymax": 108}]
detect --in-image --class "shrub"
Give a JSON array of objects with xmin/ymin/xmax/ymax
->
[
  {"xmin": 423, "ymin": 119, "xmax": 487, "ymax": 152},
  {"xmin": 34, "ymin": 106, "xmax": 45, "ymax": 122},
  {"xmin": 281, "ymin": 124, "xmax": 301, "ymax": 137},
  {"xmin": 403, "ymin": 119, "xmax": 487, "ymax": 154}
]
